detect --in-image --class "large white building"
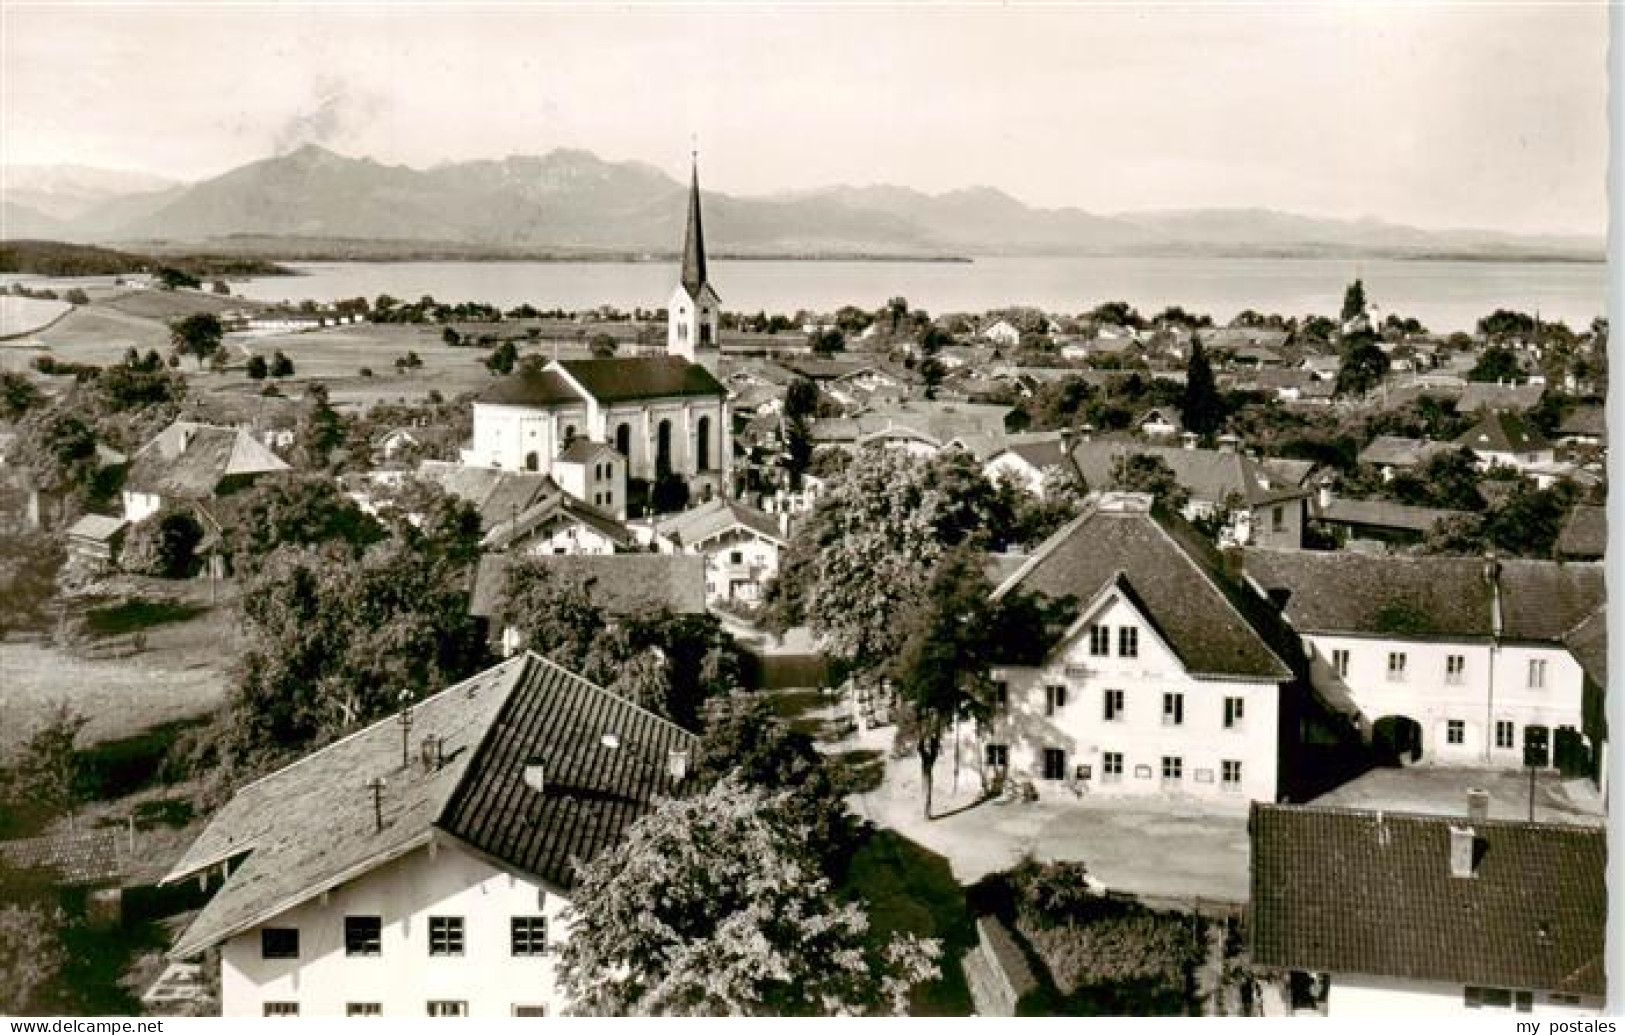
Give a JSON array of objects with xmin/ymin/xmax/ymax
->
[
  {"xmin": 1252, "ymin": 802, "xmax": 1605, "ymax": 1017},
  {"xmin": 652, "ymin": 496, "xmax": 789, "ymax": 605},
  {"xmin": 163, "ymin": 654, "xmax": 697, "ymax": 1018},
  {"xmin": 461, "ymin": 160, "xmax": 730, "ymax": 503},
  {"xmin": 959, "ymin": 492, "xmax": 1304, "ymax": 805},
  {"xmin": 1242, "ymin": 549, "xmax": 1604, "ymax": 781}
]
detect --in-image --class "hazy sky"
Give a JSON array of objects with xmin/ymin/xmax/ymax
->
[{"xmin": 1, "ymin": 3, "xmax": 1608, "ymax": 236}]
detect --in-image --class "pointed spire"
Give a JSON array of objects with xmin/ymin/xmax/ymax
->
[{"xmin": 680, "ymin": 152, "xmax": 708, "ymax": 299}]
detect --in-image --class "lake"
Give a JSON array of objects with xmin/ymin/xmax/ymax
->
[{"xmin": 216, "ymin": 256, "xmax": 1608, "ymax": 335}]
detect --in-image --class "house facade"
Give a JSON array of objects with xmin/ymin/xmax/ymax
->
[
  {"xmin": 961, "ymin": 493, "xmax": 1299, "ymax": 804},
  {"xmin": 122, "ymin": 420, "xmax": 289, "ymax": 524},
  {"xmin": 652, "ymin": 497, "xmax": 787, "ymax": 605},
  {"xmin": 164, "ymin": 654, "xmax": 698, "ymax": 1019}
]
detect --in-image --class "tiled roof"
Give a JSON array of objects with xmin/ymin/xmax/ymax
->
[
  {"xmin": 556, "ymin": 358, "xmax": 724, "ymax": 403},
  {"xmin": 1243, "ymin": 549, "xmax": 1604, "ymax": 644},
  {"xmin": 654, "ymin": 497, "xmax": 784, "ymax": 549},
  {"xmin": 125, "ymin": 421, "xmax": 289, "ymax": 499},
  {"xmin": 67, "ymin": 513, "xmax": 128, "ymax": 542},
  {"xmin": 1358, "ymin": 435, "xmax": 1450, "ymax": 468},
  {"xmin": 1459, "ymin": 381, "xmax": 1546, "ymax": 413},
  {"xmin": 1556, "ymin": 405, "xmax": 1606, "ymax": 439},
  {"xmin": 438, "ymin": 656, "xmax": 696, "ymax": 894},
  {"xmin": 554, "ymin": 438, "xmax": 619, "ymax": 465},
  {"xmin": 0, "ymin": 830, "xmax": 126, "ymax": 887},
  {"xmin": 480, "ymin": 494, "xmax": 635, "ymax": 553},
  {"xmin": 1311, "ymin": 496, "xmax": 1467, "ymax": 534},
  {"xmin": 475, "ymin": 368, "xmax": 583, "ymax": 407},
  {"xmin": 1555, "ymin": 504, "xmax": 1606, "ymax": 560},
  {"xmin": 995, "ymin": 494, "xmax": 1292, "ymax": 681},
  {"xmin": 470, "ymin": 553, "xmax": 707, "ymax": 619},
  {"xmin": 1258, "ymin": 457, "xmax": 1316, "ymax": 488},
  {"xmin": 1250, "ymin": 804, "xmax": 1606, "ymax": 996},
  {"xmin": 1069, "ymin": 441, "xmax": 1307, "ymax": 508},
  {"xmin": 1454, "ymin": 411, "xmax": 1551, "ymax": 454},
  {"xmin": 1565, "ymin": 607, "xmax": 1606, "ymax": 688},
  {"xmin": 165, "ymin": 655, "xmax": 695, "ymax": 959},
  {"xmin": 416, "ymin": 462, "xmax": 560, "ymax": 532}
]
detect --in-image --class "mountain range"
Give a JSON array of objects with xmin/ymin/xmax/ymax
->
[{"xmin": 0, "ymin": 146, "xmax": 1603, "ymax": 261}]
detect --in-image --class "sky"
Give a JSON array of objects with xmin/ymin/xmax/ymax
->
[{"xmin": 0, "ymin": 2, "xmax": 1609, "ymax": 236}]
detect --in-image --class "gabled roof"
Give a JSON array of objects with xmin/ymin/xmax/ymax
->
[
  {"xmin": 480, "ymin": 493, "xmax": 635, "ymax": 552},
  {"xmin": 1358, "ymin": 435, "xmax": 1450, "ymax": 469},
  {"xmin": 165, "ymin": 655, "xmax": 696, "ymax": 959},
  {"xmin": 417, "ymin": 461, "xmax": 559, "ymax": 532},
  {"xmin": 475, "ymin": 367, "xmax": 583, "ymax": 407},
  {"xmin": 1068, "ymin": 441, "xmax": 1308, "ymax": 508},
  {"xmin": 1454, "ymin": 410, "xmax": 1551, "ymax": 454},
  {"xmin": 554, "ymin": 438, "xmax": 620, "ymax": 465},
  {"xmin": 994, "ymin": 493, "xmax": 1292, "ymax": 681},
  {"xmin": 470, "ymin": 553, "xmax": 707, "ymax": 619},
  {"xmin": 1555, "ymin": 503, "xmax": 1606, "ymax": 560},
  {"xmin": 1250, "ymin": 804, "xmax": 1606, "ymax": 996},
  {"xmin": 654, "ymin": 496, "xmax": 785, "ymax": 549},
  {"xmin": 987, "ymin": 433, "xmax": 1070, "ymax": 473},
  {"xmin": 1556, "ymin": 405, "xmax": 1606, "ymax": 439},
  {"xmin": 1310, "ymin": 496, "xmax": 1467, "ymax": 534},
  {"xmin": 66, "ymin": 513, "xmax": 128, "ymax": 542},
  {"xmin": 1458, "ymin": 381, "xmax": 1545, "ymax": 413},
  {"xmin": 555, "ymin": 357, "xmax": 725, "ymax": 403},
  {"xmin": 1564, "ymin": 606, "xmax": 1606, "ymax": 688},
  {"xmin": 125, "ymin": 421, "xmax": 289, "ymax": 500}
]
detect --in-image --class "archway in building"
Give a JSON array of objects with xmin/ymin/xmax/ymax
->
[
  {"xmin": 524, "ymin": 451, "xmax": 539, "ymax": 472},
  {"xmin": 1372, "ymin": 715, "xmax": 1423, "ymax": 766},
  {"xmin": 656, "ymin": 420, "xmax": 673, "ymax": 480},
  {"xmin": 697, "ymin": 415, "xmax": 711, "ymax": 472},
  {"xmin": 615, "ymin": 423, "xmax": 631, "ymax": 458}
]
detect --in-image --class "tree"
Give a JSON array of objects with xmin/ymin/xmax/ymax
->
[
  {"xmin": 557, "ymin": 777, "xmax": 939, "ymax": 1016},
  {"xmin": 122, "ymin": 509, "xmax": 205, "ymax": 578},
  {"xmin": 62, "ymin": 287, "xmax": 89, "ymax": 305},
  {"xmin": 810, "ymin": 328, "xmax": 845, "ymax": 357},
  {"xmin": 588, "ymin": 332, "xmax": 618, "ymax": 358},
  {"xmin": 0, "ymin": 370, "xmax": 44, "ymax": 420},
  {"xmin": 211, "ymin": 280, "xmax": 230, "ymax": 296},
  {"xmin": 11, "ymin": 704, "xmax": 87, "ymax": 826},
  {"xmin": 783, "ymin": 414, "xmax": 814, "ymax": 488},
  {"xmin": 0, "ymin": 532, "xmax": 65, "ymax": 636},
  {"xmin": 441, "ymin": 327, "xmax": 462, "ymax": 347},
  {"xmin": 891, "ymin": 548, "xmax": 997, "ymax": 818},
  {"xmin": 13, "ymin": 406, "xmax": 101, "ymax": 517},
  {"xmin": 485, "ymin": 341, "xmax": 519, "ymax": 375},
  {"xmin": 155, "ymin": 267, "xmax": 200, "ymax": 290},
  {"xmin": 1181, "ymin": 335, "xmax": 1223, "ymax": 438},
  {"xmin": 0, "ymin": 902, "xmax": 68, "ymax": 1015},
  {"xmin": 1468, "ymin": 346, "xmax": 1526, "ymax": 384},
  {"xmin": 269, "ymin": 351, "xmax": 295, "ymax": 378},
  {"xmin": 293, "ymin": 382, "xmax": 345, "ymax": 470},
  {"xmin": 216, "ymin": 473, "xmax": 386, "ymax": 574},
  {"xmin": 1107, "ymin": 453, "xmax": 1190, "ymax": 512},
  {"xmin": 1335, "ymin": 337, "xmax": 1389, "ymax": 398},
  {"xmin": 169, "ymin": 312, "xmax": 224, "ymax": 368},
  {"xmin": 784, "ymin": 377, "xmax": 819, "ymax": 421},
  {"xmin": 1340, "ymin": 279, "xmax": 1367, "ymax": 323},
  {"xmin": 246, "ymin": 354, "xmax": 269, "ymax": 381}
]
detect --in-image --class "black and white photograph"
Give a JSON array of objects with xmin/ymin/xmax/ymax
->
[{"xmin": 0, "ymin": 0, "xmax": 1613, "ymax": 1020}]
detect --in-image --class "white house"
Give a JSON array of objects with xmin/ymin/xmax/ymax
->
[
  {"xmin": 162, "ymin": 653, "xmax": 698, "ymax": 1018},
  {"xmin": 1242, "ymin": 550, "xmax": 1604, "ymax": 777},
  {"xmin": 1453, "ymin": 411, "xmax": 1554, "ymax": 472},
  {"xmin": 548, "ymin": 438, "xmax": 627, "ymax": 519},
  {"xmin": 122, "ymin": 420, "xmax": 290, "ymax": 524},
  {"xmin": 1251, "ymin": 802, "xmax": 1605, "ymax": 1017},
  {"xmin": 979, "ymin": 318, "xmax": 1023, "ymax": 348},
  {"xmin": 981, "ymin": 434, "xmax": 1072, "ymax": 498},
  {"xmin": 652, "ymin": 496, "xmax": 788, "ymax": 605},
  {"xmin": 480, "ymin": 492, "xmax": 635, "ymax": 557},
  {"xmin": 959, "ymin": 492, "xmax": 1301, "ymax": 805}
]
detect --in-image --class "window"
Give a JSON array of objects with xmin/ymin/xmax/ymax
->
[
  {"xmin": 1160, "ymin": 756, "xmax": 1183, "ymax": 783},
  {"xmin": 1445, "ymin": 654, "xmax": 1466, "ymax": 685},
  {"xmin": 1447, "ymin": 720, "xmax": 1465, "ymax": 745},
  {"xmin": 985, "ymin": 743, "xmax": 1009, "ymax": 768},
  {"xmin": 511, "ymin": 917, "xmax": 548, "ymax": 956},
  {"xmin": 1223, "ymin": 696, "xmax": 1245, "ymax": 729},
  {"xmin": 347, "ymin": 1004, "xmax": 382, "ymax": 1017},
  {"xmin": 1118, "ymin": 627, "xmax": 1139, "ymax": 658},
  {"xmin": 345, "ymin": 916, "xmax": 382, "ymax": 956},
  {"xmin": 1042, "ymin": 748, "xmax": 1067, "ymax": 780},
  {"xmin": 729, "ymin": 550, "xmax": 743, "ymax": 564},
  {"xmin": 1222, "ymin": 760, "xmax": 1243, "ymax": 788},
  {"xmin": 1496, "ymin": 720, "xmax": 1516, "ymax": 749},
  {"xmin": 1162, "ymin": 692, "xmax": 1184, "ymax": 727},
  {"xmin": 1527, "ymin": 658, "xmax": 1547, "ymax": 689},
  {"xmin": 1044, "ymin": 684, "xmax": 1067, "ymax": 717},
  {"xmin": 1088, "ymin": 624, "xmax": 1110, "ymax": 657},
  {"xmin": 1271, "ymin": 505, "xmax": 1285, "ymax": 532},
  {"xmin": 1386, "ymin": 652, "xmax": 1407, "ymax": 682},
  {"xmin": 993, "ymin": 681, "xmax": 1009, "ymax": 709},
  {"xmin": 1103, "ymin": 688, "xmax": 1124, "ymax": 721},
  {"xmin": 1331, "ymin": 649, "xmax": 1350, "ymax": 679},
  {"xmin": 261, "ymin": 928, "xmax": 299, "ymax": 960},
  {"xmin": 514, "ymin": 1006, "xmax": 548, "ymax": 1017},
  {"xmin": 428, "ymin": 916, "xmax": 464, "ymax": 957},
  {"xmin": 1102, "ymin": 752, "xmax": 1123, "ymax": 782},
  {"xmin": 263, "ymin": 1003, "xmax": 300, "ymax": 1017},
  {"xmin": 427, "ymin": 1001, "xmax": 468, "ymax": 1018}
]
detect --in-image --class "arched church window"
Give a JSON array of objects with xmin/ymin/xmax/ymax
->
[
  {"xmin": 697, "ymin": 415, "xmax": 712, "ymax": 472},
  {"xmin": 656, "ymin": 420, "xmax": 674, "ymax": 480}
]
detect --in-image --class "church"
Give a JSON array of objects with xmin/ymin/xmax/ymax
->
[{"xmin": 460, "ymin": 159, "xmax": 731, "ymax": 510}]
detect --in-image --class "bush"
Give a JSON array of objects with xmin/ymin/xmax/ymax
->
[
  {"xmin": 358, "ymin": 367, "xmax": 373, "ymax": 378},
  {"xmin": 121, "ymin": 511, "xmax": 204, "ymax": 578}
]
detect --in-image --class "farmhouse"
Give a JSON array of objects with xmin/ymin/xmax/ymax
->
[
  {"xmin": 122, "ymin": 420, "xmax": 289, "ymax": 524},
  {"xmin": 652, "ymin": 496, "xmax": 788, "ymax": 605}
]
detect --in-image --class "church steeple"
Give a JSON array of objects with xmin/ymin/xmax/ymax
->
[{"xmin": 680, "ymin": 154, "xmax": 709, "ymax": 300}]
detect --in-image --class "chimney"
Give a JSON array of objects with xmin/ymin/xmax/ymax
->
[
  {"xmin": 1449, "ymin": 825, "xmax": 1479, "ymax": 878},
  {"xmin": 1217, "ymin": 433, "xmax": 1240, "ymax": 454},
  {"xmin": 778, "ymin": 511, "xmax": 790, "ymax": 537},
  {"xmin": 1483, "ymin": 550, "xmax": 1504, "ymax": 638},
  {"xmin": 1317, "ymin": 475, "xmax": 1334, "ymax": 511},
  {"xmin": 667, "ymin": 748, "xmax": 690, "ymax": 782},
  {"xmin": 523, "ymin": 757, "xmax": 546, "ymax": 794},
  {"xmin": 1467, "ymin": 788, "xmax": 1490, "ymax": 824}
]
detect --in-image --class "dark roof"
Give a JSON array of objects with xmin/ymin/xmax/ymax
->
[
  {"xmin": 654, "ymin": 496, "xmax": 785, "ymax": 548},
  {"xmin": 125, "ymin": 421, "xmax": 288, "ymax": 499},
  {"xmin": 1459, "ymin": 381, "xmax": 1546, "ymax": 413},
  {"xmin": 555, "ymin": 438, "xmax": 619, "ymax": 464},
  {"xmin": 995, "ymin": 493, "xmax": 1292, "ymax": 681},
  {"xmin": 1358, "ymin": 435, "xmax": 1449, "ymax": 468},
  {"xmin": 475, "ymin": 368, "xmax": 583, "ymax": 407},
  {"xmin": 417, "ymin": 462, "xmax": 560, "ymax": 532},
  {"xmin": 480, "ymin": 494, "xmax": 635, "ymax": 552},
  {"xmin": 0, "ymin": 830, "xmax": 126, "ymax": 887},
  {"xmin": 165, "ymin": 655, "xmax": 695, "ymax": 959},
  {"xmin": 1311, "ymin": 496, "xmax": 1467, "ymax": 534},
  {"xmin": 1555, "ymin": 503, "xmax": 1606, "ymax": 560},
  {"xmin": 439, "ymin": 655, "xmax": 697, "ymax": 893},
  {"xmin": 1565, "ymin": 607, "xmax": 1607, "ymax": 688},
  {"xmin": 470, "ymin": 553, "xmax": 707, "ymax": 619},
  {"xmin": 1069, "ymin": 441, "xmax": 1307, "ymax": 507},
  {"xmin": 1454, "ymin": 411, "xmax": 1551, "ymax": 454},
  {"xmin": 1556, "ymin": 405, "xmax": 1607, "ymax": 439},
  {"xmin": 1250, "ymin": 804, "xmax": 1606, "ymax": 996},
  {"xmin": 1243, "ymin": 549, "xmax": 1604, "ymax": 644},
  {"xmin": 679, "ymin": 160, "xmax": 711, "ymax": 300},
  {"xmin": 556, "ymin": 357, "xmax": 724, "ymax": 402}
]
